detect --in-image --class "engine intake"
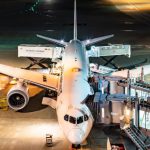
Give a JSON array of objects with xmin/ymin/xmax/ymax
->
[{"xmin": 7, "ymin": 82, "xmax": 29, "ymax": 111}]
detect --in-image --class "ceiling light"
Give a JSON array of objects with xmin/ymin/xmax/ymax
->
[
  {"xmin": 86, "ymin": 39, "xmax": 90, "ymax": 44},
  {"xmin": 60, "ymin": 40, "xmax": 64, "ymax": 43},
  {"xmin": 107, "ymin": 0, "xmax": 150, "ymax": 12},
  {"xmin": 122, "ymin": 29, "xmax": 135, "ymax": 32},
  {"xmin": 46, "ymin": 30, "xmax": 54, "ymax": 32},
  {"xmin": 124, "ymin": 21, "xmax": 134, "ymax": 24}
]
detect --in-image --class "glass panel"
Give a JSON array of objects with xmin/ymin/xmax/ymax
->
[{"xmin": 139, "ymin": 110, "xmax": 150, "ymax": 129}]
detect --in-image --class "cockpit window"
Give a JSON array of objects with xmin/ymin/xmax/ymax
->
[
  {"xmin": 64, "ymin": 114, "xmax": 69, "ymax": 121},
  {"xmin": 77, "ymin": 116, "xmax": 83, "ymax": 124},
  {"xmin": 64, "ymin": 114, "xmax": 89, "ymax": 124},
  {"xmin": 69, "ymin": 116, "xmax": 76, "ymax": 124},
  {"xmin": 84, "ymin": 115, "xmax": 89, "ymax": 121}
]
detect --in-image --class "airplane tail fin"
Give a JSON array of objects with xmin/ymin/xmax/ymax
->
[
  {"xmin": 74, "ymin": 0, "xmax": 77, "ymax": 40},
  {"xmin": 37, "ymin": 0, "xmax": 113, "ymax": 46},
  {"xmin": 36, "ymin": 34, "xmax": 67, "ymax": 47},
  {"xmin": 83, "ymin": 34, "xmax": 114, "ymax": 46}
]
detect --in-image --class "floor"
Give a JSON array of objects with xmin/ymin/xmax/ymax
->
[
  {"xmin": 0, "ymin": 83, "xmax": 137, "ymax": 150},
  {"xmin": 0, "ymin": 108, "xmax": 137, "ymax": 150}
]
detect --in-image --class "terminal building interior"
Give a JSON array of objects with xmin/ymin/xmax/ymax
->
[{"xmin": 0, "ymin": 0, "xmax": 150, "ymax": 150}]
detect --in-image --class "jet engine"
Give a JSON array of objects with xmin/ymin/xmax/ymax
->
[{"xmin": 7, "ymin": 82, "xmax": 29, "ymax": 111}]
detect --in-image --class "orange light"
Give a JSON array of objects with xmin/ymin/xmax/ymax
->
[
  {"xmin": 108, "ymin": 0, "xmax": 150, "ymax": 4},
  {"xmin": 72, "ymin": 68, "xmax": 81, "ymax": 72},
  {"xmin": 107, "ymin": 0, "xmax": 150, "ymax": 12}
]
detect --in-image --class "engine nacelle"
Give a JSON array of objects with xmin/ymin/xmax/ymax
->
[{"xmin": 7, "ymin": 82, "xmax": 29, "ymax": 111}]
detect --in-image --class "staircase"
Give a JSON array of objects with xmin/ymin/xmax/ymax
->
[{"xmin": 124, "ymin": 125, "xmax": 150, "ymax": 150}]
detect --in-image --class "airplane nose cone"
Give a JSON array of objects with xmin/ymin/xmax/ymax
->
[{"xmin": 68, "ymin": 128, "xmax": 84, "ymax": 144}]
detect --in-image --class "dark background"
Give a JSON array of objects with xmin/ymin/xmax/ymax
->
[{"xmin": 0, "ymin": 0, "xmax": 150, "ymax": 68}]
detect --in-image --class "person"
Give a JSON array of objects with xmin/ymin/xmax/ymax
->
[
  {"xmin": 98, "ymin": 76, "xmax": 103, "ymax": 101},
  {"xmin": 98, "ymin": 76, "xmax": 109, "ymax": 101}
]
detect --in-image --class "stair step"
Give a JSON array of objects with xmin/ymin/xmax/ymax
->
[{"xmin": 124, "ymin": 126, "xmax": 149, "ymax": 150}]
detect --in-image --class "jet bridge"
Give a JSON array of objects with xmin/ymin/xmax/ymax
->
[
  {"xmin": 87, "ymin": 44, "xmax": 131, "ymax": 58},
  {"xmin": 87, "ymin": 44, "xmax": 131, "ymax": 70},
  {"xmin": 18, "ymin": 44, "xmax": 64, "ymax": 69}
]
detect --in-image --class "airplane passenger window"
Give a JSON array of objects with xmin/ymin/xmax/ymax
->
[
  {"xmin": 84, "ymin": 115, "xmax": 89, "ymax": 121},
  {"xmin": 64, "ymin": 114, "xmax": 69, "ymax": 121},
  {"xmin": 77, "ymin": 116, "xmax": 83, "ymax": 124},
  {"xmin": 69, "ymin": 116, "xmax": 76, "ymax": 124}
]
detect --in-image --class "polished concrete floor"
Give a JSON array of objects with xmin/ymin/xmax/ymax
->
[
  {"xmin": 0, "ymin": 107, "xmax": 137, "ymax": 150},
  {"xmin": 0, "ymin": 108, "xmax": 70, "ymax": 150},
  {"xmin": 0, "ymin": 83, "xmax": 137, "ymax": 150}
]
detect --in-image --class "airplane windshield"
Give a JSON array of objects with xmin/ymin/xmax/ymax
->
[
  {"xmin": 77, "ymin": 116, "xmax": 83, "ymax": 124},
  {"xmin": 84, "ymin": 114, "xmax": 89, "ymax": 121},
  {"xmin": 64, "ymin": 114, "xmax": 69, "ymax": 121},
  {"xmin": 69, "ymin": 116, "xmax": 76, "ymax": 124},
  {"xmin": 64, "ymin": 114, "xmax": 89, "ymax": 124}
]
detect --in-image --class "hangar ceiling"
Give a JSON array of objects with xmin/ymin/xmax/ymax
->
[{"xmin": 0, "ymin": 0, "xmax": 149, "ymax": 68}]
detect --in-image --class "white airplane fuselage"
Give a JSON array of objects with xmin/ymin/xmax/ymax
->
[
  {"xmin": 56, "ymin": 40, "xmax": 94, "ymax": 144},
  {"xmin": 0, "ymin": 0, "xmax": 115, "ymax": 146}
]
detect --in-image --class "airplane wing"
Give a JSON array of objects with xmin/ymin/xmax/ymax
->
[
  {"xmin": 83, "ymin": 34, "xmax": 114, "ymax": 46},
  {"xmin": 36, "ymin": 34, "xmax": 67, "ymax": 47},
  {"xmin": 0, "ymin": 64, "xmax": 60, "ymax": 91}
]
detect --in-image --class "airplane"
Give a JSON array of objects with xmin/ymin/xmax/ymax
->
[{"xmin": 0, "ymin": 0, "xmax": 129, "ymax": 147}]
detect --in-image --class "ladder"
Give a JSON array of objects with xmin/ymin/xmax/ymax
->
[{"xmin": 124, "ymin": 125, "xmax": 150, "ymax": 150}]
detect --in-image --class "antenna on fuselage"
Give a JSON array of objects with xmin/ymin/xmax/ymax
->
[{"xmin": 74, "ymin": 0, "xmax": 77, "ymax": 40}]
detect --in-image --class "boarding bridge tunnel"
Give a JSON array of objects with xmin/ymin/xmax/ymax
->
[
  {"xmin": 86, "ymin": 94, "xmax": 150, "ymax": 150},
  {"xmin": 18, "ymin": 45, "xmax": 64, "ymax": 70},
  {"xmin": 86, "ymin": 80, "xmax": 150, "ymax": 150}
]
